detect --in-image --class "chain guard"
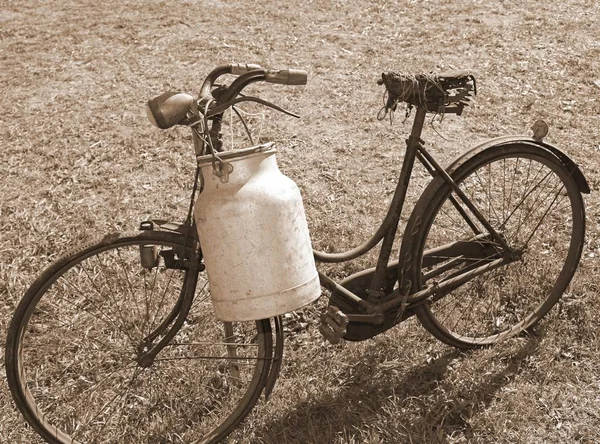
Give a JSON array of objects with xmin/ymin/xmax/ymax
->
[{"xmin": 327, "ymin": 265, "xmax": 416, "ymax": 341}]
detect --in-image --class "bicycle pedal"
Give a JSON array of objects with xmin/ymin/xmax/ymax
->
[
  {"xmin": 321, "ymin": 306, "xmax": 350, "ymax": 329},
  {"xmin": 319, "ymin": 324, "xmax": 344, "ymax": 345},
  {"xmin": 319, "ymin": 306, "xmax": 349, "ymax": 344}
]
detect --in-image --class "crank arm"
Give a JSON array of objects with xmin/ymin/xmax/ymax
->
[{"xmin": 345, "ymin": 313, "xmax": 385, "ymax": 325}]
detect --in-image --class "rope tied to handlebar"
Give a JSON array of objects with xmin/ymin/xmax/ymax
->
[{"xmin": 194, "ymin": 97, "xmax": 233, "ymax": 183}]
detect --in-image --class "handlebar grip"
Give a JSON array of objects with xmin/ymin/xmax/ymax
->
[
  {"xmin": 230, "ymin": 63, "xmax": 262, "ymax": 76},
  {"xmin": 265, "ymin": 69, "xmax": 308, "ymax": 85}
]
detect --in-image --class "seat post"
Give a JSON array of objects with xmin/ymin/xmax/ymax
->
[{"xmin": 408, "ymin": 105, "xmax": 427, "ymax": 145}]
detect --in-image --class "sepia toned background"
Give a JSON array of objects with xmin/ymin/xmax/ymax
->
[{"xmin": 1, "ymin": 0, "xmax": 599, "ymax": 442}]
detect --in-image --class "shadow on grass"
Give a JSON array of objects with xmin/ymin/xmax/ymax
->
[{"xmin": 251, "ymin": 333, "xmax": 542, "ymax": 444}]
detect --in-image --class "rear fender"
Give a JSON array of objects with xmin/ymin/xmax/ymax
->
[{"xmin": 447, "ymin": 136, "xmax": 590, "ymax": 194}]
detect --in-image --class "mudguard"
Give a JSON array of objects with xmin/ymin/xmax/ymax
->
[
  {"xmin": 264, "ymin": 316, "xmax": 284, "ymax": 399},
  {"xmin": 447, "ymin": 136, "xmax": 590, "ymax": 194},
  {"xmin": 148, "ymin": 219, "xmax": 285, "ymax": 399}
]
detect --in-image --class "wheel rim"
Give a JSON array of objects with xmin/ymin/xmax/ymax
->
[
  {"xmin": 416, "ymin": 152, "xmax": 584, "ymax": 346},
  {"xmin": 8, "ymin": 236, "xmax": 269, "ymax": 443}
]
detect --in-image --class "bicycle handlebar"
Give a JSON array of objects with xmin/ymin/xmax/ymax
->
[
  {"xmin": 148, "ymin": 63, "xmax": 306, "ymax": 131},
  {"xmin": 265, "ymin": 68, "xmax": 308, "ymax": 85},
  {"xmin": 199, "ymin": 63, "xmax": 307, "ymax": 103},
  {"xmin": 230, "ymin": 63, "xmax": 263, "ymax": 76}
]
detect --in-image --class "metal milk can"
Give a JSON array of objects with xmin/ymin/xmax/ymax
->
[{"xmin": 194, "ymin": 144, "xmax": 321, "ymax": 321}]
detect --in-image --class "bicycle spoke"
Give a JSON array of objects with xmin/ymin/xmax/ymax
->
[
  {"xmin": 56, "ymin": 273, "xmax": 138, "ymax": 350},
  {"xmin": 508, "ymin": 161, "xmax": 548, "ymax": 233},
  {"xmin": 142, "ymin": 260, "xmax": 153, "ymax": 338},
  {"xmin": 116, "ymin": 248, "xmax": 147, "ymax": 336},
  {"xmin": 412, "ymin": 148, "xmax": 583, "ymax": 348},
  {"xmin": 506, "ymin": 170, "xmax": 556, "ymax": 240},
  {"xmin": 521, "ymin": 186, "xmax": 566, "ymax": 250},
  {"xmin": 505, "ymin": 156, "xmax": 519, "ymax": 225},
  {"xmin": 91, "ymin": 254, "xmax": 145, "ymax": 342},
  {"xmin": 154, "ymin": 355, "xmax": 268, "ymax": 362},
  {"xmin": 63, "ymin": 362, "xmax": 139, "ymax": 424},
  {"xmin": 147, "ymin": 250, "xmax": 182, "ymax": 338},
  {"xmin": 72, "ymin": 366, "xmax": 142, "ymax": 441}
]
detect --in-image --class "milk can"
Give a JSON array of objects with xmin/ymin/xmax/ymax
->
[{"xmin": 194, "ymin": 143, "xmax": 321, "ymax": 321}]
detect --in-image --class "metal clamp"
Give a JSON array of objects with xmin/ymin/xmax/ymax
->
[{"xmin": 211, "ymin": 157, "xmax": 234, "ymax": 183}]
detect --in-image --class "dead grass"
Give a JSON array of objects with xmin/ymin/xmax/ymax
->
[{"xmin": 2, "ymin": 0, "xmax": 600, "ymax": 442}]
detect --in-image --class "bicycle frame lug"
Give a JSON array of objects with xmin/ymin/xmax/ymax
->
[{"xmin": 365, "ymin": 288, "xmax": 385, "ymax": 302}]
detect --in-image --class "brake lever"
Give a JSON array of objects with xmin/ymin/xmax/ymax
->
[{"xmin": 205, "ymin": 96, "xmax": 300, "ymax": 119}]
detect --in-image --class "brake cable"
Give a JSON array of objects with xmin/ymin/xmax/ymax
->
[
  {"xmin": 207, "ymin": 96, "xmax": 300, "ymax": 119},
  {"xmin": 231, "ymin": 106, "xmax": 255, "ymax": 145}
]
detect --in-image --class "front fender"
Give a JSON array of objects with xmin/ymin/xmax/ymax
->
[
  {"xmin": 448, "ymin": 135, "xmax": 590, "ymax": 194},
  {"xmin": 264, "ymin": 316, "xmax": 284, "ymax": 400}
]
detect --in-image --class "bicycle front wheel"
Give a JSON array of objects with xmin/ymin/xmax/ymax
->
[
  {"xmin": 6, "ymin": 230, "xmax": 272, "ymax": 443},
  {"xmin": 400, "ymin": 143, "xmax": 585, "ymax": 349}
]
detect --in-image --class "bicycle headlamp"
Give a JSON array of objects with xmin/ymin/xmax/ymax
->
[{"xmin": 146, "ymin": 92, "xmax": 195, "ymax": 129}]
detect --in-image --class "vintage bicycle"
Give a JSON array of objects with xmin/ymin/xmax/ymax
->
[{"xmin": 5, "ymin": 64, "xmax": 588, "ymax": 443}]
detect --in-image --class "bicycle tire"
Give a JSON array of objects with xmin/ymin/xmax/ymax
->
[
  {"xmin": 6, "ymin": 230, "xmax": 272, "ymax": 443},
  {"xmin": 399, "ymin": 143, "xmax": 585, "ymax": 349}
]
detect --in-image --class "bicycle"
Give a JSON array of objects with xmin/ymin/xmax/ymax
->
[{"xmin": 5, "ymin": 63, "xmax": 589, "ymax": 444}]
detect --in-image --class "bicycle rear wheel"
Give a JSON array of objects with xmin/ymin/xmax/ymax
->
[
  {"xmin": 400, "ymin": 143, "xmax": 585, "ymax": 349},
  {"xmin": 6, "ymin": 230, "xmax": 272, "ymax": 443}
]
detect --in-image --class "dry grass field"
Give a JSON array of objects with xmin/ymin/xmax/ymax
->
[{"xmin": 2, "ymin": 0, "xmax": 600, "ymax": 442}]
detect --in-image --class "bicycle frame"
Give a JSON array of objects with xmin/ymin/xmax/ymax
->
[
  {"xmin": 145, "ymin": 65, "xmax": 588, "ymax": 344},
  {"xmin": 315, "ymin": 105, "xmax": 518, "ymax": 325},
  {"xmin": 186, "ymin": 66, "xmax": 513, "ymax": 319}
]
